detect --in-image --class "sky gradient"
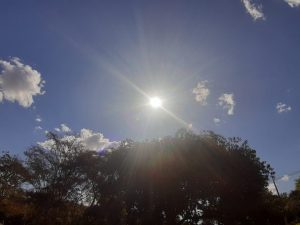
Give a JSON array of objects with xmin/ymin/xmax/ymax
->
[{"xmin": 1, "ymin": 0, "xmax": 300, "ymax": 193}]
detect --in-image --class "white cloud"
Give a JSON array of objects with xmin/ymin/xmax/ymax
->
[
  {"xmin": 61, "ymin": 124, "xmax": 71, "ymax": 132},
  {"xmin": 34, "ymin": 126, "xmax": 43, "ymax": 131},
  {"xmin": 188, "ymin": 123, "xmax": 193, "ymax": 129},
  {"xmin": 54, "ymin": 124, "xmax": 71, "ymax": 133},
  {"xmin": 280, "ymin": 175, "xmax": 290, "ymax": 182},
  {"xmin": 38, "ymin": 139, "xmax": 55, "ymax": 150},
  {"xmin": 192, "ymin": 81, "xmax": 210, "ymax": 105},
  {"xmin": 39, "ymin": 126, "xmax": 118, "ymax": 152},
  {"xmin": 276, "ymin": 102, "xmax": 292, "ymax": 113},
  {"xmin": 0, "ymin": 58, "xmax": 45, "ymax": 107},
  {"xmin": 284, "ymin": 0, "xmax": 300, "ymax": 7},
  {"xmin": 78, "ymin": 128, "xmax": 116, "ymax": 151},
  {"xmin": 213, "ymin": 118, "xmax": 221, "ymax": 125},
  {"xmin": 267, "ymin": 182, "xmax": 277, "ymax": 195},
  {"xmin": 218, "ymin": 93, "xmax": 235, "ymax": 115},
  {"xmin": 241, "ymin": 0, "xmax": 265, "ymax": 21},
  {"xmin": 35, "ymin": 117, "xmax": 42, "ymax": 123}
]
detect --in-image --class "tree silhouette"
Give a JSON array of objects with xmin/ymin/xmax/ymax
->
[
  {"xmin": 296, "ymin": 178, "xmax": 300, "ymax": 192},
  {"xmin": 0, "ymin": 152, "xmax": 29, "ymax": 225},
  {"xmin": 86, "ymin": 129, "xmax": 276, "ymax": 225},
  {"xmin": 285, "ymin": 178, "xmax": 300, "ymax": 224},
  {"xmin": 0, "ymin": 129, "xmax": 289, "ymax": 225}
]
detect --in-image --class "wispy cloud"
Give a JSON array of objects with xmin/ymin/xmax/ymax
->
[
  {"xmin": 284, "ymin": 0, "xmax": 300, "ymax": 7},
  {"xmin": 35, "ymin": 116, "xmax": 42, "ymax": 123},
  {"xmin": 213, "ymin": 118, "xmax": 221, "ymax": 125},
  {"xmin": 276, "ymin": 102, "xmax": 292, "ymax": 113},
  {"xmin": 279, "ymin": 174, "xmax": 290, "ymax": 182},
  {"xmin": 34, "ymin": 126, "xmax": 43, "ymax": 131},
  {"xmin": 193, "ymin": 81, "xmax": 210, "ymax": 105},
  {"xmin": 218, "ymin": 93, "xmax": 235, "ymax": 115},
  {"xmin": 61, "ymin": 124, "xmax": 71, "ymax": 132},
  {"xmin": 0, "ymin": 57, "xmax": 45, "ymax": 107},
  {"xmin": 54, "ymin": 123, "xmax": 72, "ymax": 133},
  {"xmin": 241, "ymin": 0, "xmax": 265, "ymax": 21}
]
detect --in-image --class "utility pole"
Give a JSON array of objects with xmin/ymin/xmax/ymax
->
[
  {"xmin": 271, "ymin": 176, "xmax": 280, "ymax": 197},
  {"xmin": 272, "ymin": 177, "xmax": 288, "ymax": 225}
]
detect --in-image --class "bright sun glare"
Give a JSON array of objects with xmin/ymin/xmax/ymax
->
[{"xmin": 149, "ymin": 97, "xmax": 163, "ymax": 108}]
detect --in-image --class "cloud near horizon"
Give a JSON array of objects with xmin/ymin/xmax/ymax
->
[
  {"xmin": 39, "ymin": 126, "xmax": 119, "ymax": 152},
  {"xmin": 241, "ymin": 0, "xmax": 265, "ymax": 21},
  {"xmin": 54, "ymin": 123, "xmax": 72, "ymax": 133},
  {"xmin": 218, "ymin": 93, "xmax": 235, "ymax": 115},
  {"xmin": 78, "ymin": 128, "xmax": 119, "ymax": 151},
  {"xmin": 61, "ymin": 124, "xmax": 72, "ymax": 132},
  {"xmin": 0, "ymin": 58, "xmax": 45, "ymax": 107}
]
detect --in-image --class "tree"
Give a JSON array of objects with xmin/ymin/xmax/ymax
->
[
  {"xmin": 87, "ymin": 129, "xmax": 276, "ymax": 225},
  {"xmin": 0, "ymin": 152, "xmax": 29, "ymax": 225},
  {"xmin": 0, "ymin": 129, "xmax": 283, "ymax": 225},
  {"xmin": 0, "ymin": 152, "xmax": 27, "ymax": 198},
  {"xmin": 296, "ymin": 178, "xmax": 300, "ymax": 192},
  {"xmin": 23, "ymin": 132, "xmax": 104, "ymax": 225},
  {"xmin": 286, "ymin": 178, "xmax": 300, "ymax": 224}
]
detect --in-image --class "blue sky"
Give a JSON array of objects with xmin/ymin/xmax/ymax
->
[{"xmin": 0, "ymin": 0, "xmax": 300, "ymax": 193}]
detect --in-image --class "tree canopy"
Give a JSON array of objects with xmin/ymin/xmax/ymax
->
[{"xmin": 0, "ymin": 129, "xmax": 297, "ymax": 225}]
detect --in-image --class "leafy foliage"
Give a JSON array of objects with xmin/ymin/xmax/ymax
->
[{"xmin": 0, "ymin": 129, "xmax": 297, "ymax": 225}]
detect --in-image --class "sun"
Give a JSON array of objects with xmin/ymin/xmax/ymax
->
[{"xmin": 149, "ymin": 97, "xmax": 163, "ymax": 108}]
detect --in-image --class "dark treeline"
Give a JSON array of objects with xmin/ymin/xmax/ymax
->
[{"xmin": 1, "ymin": 129, "xmax": 300, "ymax": 225}]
